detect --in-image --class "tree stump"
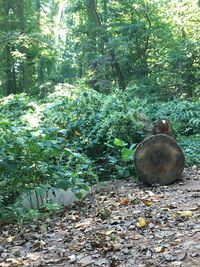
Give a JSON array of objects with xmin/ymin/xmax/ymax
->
[{"xmin": 134, "ymin": 134, "xmax": 185, "ymax": 185}]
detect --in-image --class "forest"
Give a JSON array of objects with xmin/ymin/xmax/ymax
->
[{"xmin": 0, "ymin": 0, "xmax": 200, "ymax": 265}]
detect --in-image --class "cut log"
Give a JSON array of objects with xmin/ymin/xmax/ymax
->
[{"xmin": 134, "ymin": 134, "xmax": 185, "ymax": 185}]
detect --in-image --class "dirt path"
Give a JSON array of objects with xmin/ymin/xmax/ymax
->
[{"xmin": 0, "ymin": 167, "xmax": 200, "ymax": 267}]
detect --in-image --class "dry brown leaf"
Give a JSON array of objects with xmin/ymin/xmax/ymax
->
[
  {"xmin": 32, "ymin": 240, "xmax": 46, "ymax": 251},
  {"xmin": 119, "ymin": 198, "xmax": 130, "ymax": 205},
  {"xmin": 12, "ymin": 258, "xmax": 25, "ymax": 266},
  {"xmin": 75, "ymin": 218, "xmax": 93, "ymax": 229},
  {"xmin": 130, "ymin": 232, "xmax": 142, "ymax": 240}
]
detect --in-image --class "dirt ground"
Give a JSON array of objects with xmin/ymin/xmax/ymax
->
[{"xmin": 0, "ymin": 166, "xmax": 200, "ymax": 267}]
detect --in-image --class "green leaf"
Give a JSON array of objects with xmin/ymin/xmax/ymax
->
[
  {"xmin": 64, "ymin": 148, "xmax": 82, "ymax": 158},
  {"xmin": 11, "ymin": 126, "xmax": 20, "ymax": 134},
  {"xmin": 129, "ymin": 143, "xmax": 137, "ymax": 150},
  {"xmin": 114, "ymin": 138, "xmax": 127, "ymax": 147},
  {"xmin": 121, "ymin": 148, "xmax": 133, "ymax": 161}
]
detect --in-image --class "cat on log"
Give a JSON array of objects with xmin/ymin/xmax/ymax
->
[{"xmin": 153, "ymin": 119, "xmax": 172, "ymax": 136}]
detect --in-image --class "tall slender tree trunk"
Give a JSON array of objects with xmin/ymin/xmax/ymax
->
[
  {"xmin": 5, "ymin": 45, "xmax": 16, "ymax": 95},
  {"xmin": 3, "ymin": 0, "xmax": 17, "ymax": 95},
  {"xmin": 35, "ymin": 0, "xmax": 44, "ymax": 85},
  {"xmin": 17, "ymin": 0, "xmax": 30, "ymax": 93},
  {"xmin": 88, "ymin": 0, "xmax": 126, "ymax": 90}
]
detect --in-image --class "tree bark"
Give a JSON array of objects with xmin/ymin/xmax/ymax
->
[
  {"xmin": 35, "ymin": 0, "xmax": 44, "ymax": 85},
  {"xmin": 3, "ymin": 0, "xmax": 17, "ymax": 95},
  {"xmin": 5, "ymin": 45, "xmax": 17, "ymax": 95},
  {"xmin": 134, "ymin": 134, "xmax": 185, "ymax": 185},
  {"xmin": 17, "ymin": 0, "xmax": 30, "ymax": 93},
  {"xmin": 88, "ymin": 0, "xmax": 126, "ymax": 90}
]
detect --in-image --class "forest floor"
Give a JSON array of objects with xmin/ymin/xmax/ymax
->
[{"xmin": 1, "ymin": 167, "xmax": 200, "ymax": 267}]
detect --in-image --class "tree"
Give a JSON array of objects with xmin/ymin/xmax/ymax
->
[
  {"xmin": 1, "ymin": 0, "xmax": 17, "ymax": 95},
  {"xmin": 17, "ymin": 0, "xmax": 30, "ymax": 93},
  {"xmin": 88, "ymin": 0, "xmax": 126, "ymax": 90}
]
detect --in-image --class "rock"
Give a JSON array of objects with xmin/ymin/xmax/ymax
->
[
  {"xmin": 94, "ymin": 258, "xmax": 109, "ymax": 266},
  {"xmin": 77, "ymin": 256, "xmax": 93, "ymax": 266},
  {"xmin": 20, "ymin": 187, "xmax": 78, "ymax": 210},
  {"xmin": 164, "ymin": 253, "xmax": 175, "ymax": 261},
  {"xmin": 68, "ymin": 254, "xmax": 76, "ymax": 263},
  {"xmin": 128, "ymin": 225, "xmax": 136, "ymax": 231}
]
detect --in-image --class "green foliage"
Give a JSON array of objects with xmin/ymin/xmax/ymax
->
[
  {"xmin": 0, "ymin": 93, "xmax": 97, "ymax": 212},
  {"xmin": 0, "ymin": 83, "xmax": 200, "ymax": 223},
  {"xmin": 146, "ymin": 100, "xmax": 200, "ymax": 136},
  {"xmin": 145, "ymin": 99, "xmax": 200, "ymax": 166},
  {"xmin": 108, "ymin": 138, "xmax": 136, "ymax": 179},
  {"xmin": 179, "ymin": 135, "xmax": 200, "ymax": 166},
  {"xmin": 0, "ymin": 0, "xmax": 200, "ymax": 225},
  {"xmin": 0, "ymin": 0, "xmax": 199, "ymax": 99},
  {"xmin": 0, "ymin": 86, "xmax": 146, "ymax": 216},
  {"xmin": 43, "ymin": 88, "xmax": 146, "ymax": 145},
  {"xmin": 41, "ymin": 87, "xmax": 148, "ymax": 179},
  {"xmin": 0, "ymin": 94, "xmax": 32, "ymax": 121}
]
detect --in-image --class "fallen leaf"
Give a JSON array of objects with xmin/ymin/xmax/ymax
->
[
  {"xmin": 137, "ymin": 217, "xmax": 147, "ymax": 228},
  {"xmin": 68, "ymin": 254, "xmax": 76, "ymax": 263},
  {"xmin": 105, "ymin": 229, "xmax": 114, "ymax": 235},
  {"xmin": 130, "ymin": 232, "xmax": 142, "ymax": 240},
  {"xmin": 178, "ymin": 211, "xmax": 192, "ymax": 217},
  {"xmin": 154, "ymin": 246, "xmax": 165, "ymax": 253},
  {"xmin": 146, "ymin": 191, "xmax": 155, "ymax": 197},
  {"xmin": 141, "ymin": 199, "xmax": 153, "ymax": 206},
  {"xmin": 171, "ymin": 261, "xmax": 182, "ymax": 266},
  {"xmin": 77, "ymin": 255, "xmax": 93, "ymax": 266},
  {"xmin": 12, "ymin": 258, "xmax": 25, "ymax": 266},
  {"xmin": 177, "ymin": 252, "xmax": 187, "ymax": 261},
  {"xmin": 32, "ymin": 240, "xmax": 46, "ymax": 251},
  {"xmin": 119, "ymin": 198, "xmax": 130, "ymax": 205},
  {"xmin": 75, "ymin": 218, "xmax": 93, "ymax": 229},
  {"xmin": 6, "ymin": 236, "xmax": 15, "ymax": 243}
]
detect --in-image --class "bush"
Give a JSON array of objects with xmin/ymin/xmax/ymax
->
[
  {"xmin": 178, "ymin": 135, "xmax": 200, "ymax": 166},
  {"xmin": 0, "ymin": 120, "xmax": 97, "ymax": 208},
  {"xmin": 145, "ymin": 99, "xmax": 200, "ymax": 136},
  {"xmin": 41, "ymin": 87, "xmax": 148, "ymax": 179},
  {"xmin": 1, "ymin": 84, "xmax": 199, "ymax": 223}
]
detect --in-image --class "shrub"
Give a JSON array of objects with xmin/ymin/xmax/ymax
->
[
  {"xmin": 0, "ymin": 122, "xmax": 97, "ymax": 207},
  {"xmin": 145, "ymin": 99, "xmax": 200, "ymax": 136},
  {"xmin": 178, "ymin": 135, "xmax": 200, "ymax": 166}
]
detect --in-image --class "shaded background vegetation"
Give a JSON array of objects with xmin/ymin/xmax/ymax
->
[
  {"xmin": 0, "ymin": 0, "xmax": 200, "ymax": 222},
  {"xmin": 0, "ymin": 0, "xmax": 199, "ymax": 98}
]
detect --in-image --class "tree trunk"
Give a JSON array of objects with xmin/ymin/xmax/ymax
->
[
  {"xmin": 5, "ymin": 45, "xmax": 16, "ymax": 95},
  {"xmin": 37, "ymin": 58, "xmax": 44, "ymax": 85},
  {"xmin": 88, "ymin": 0, "xmax": 126, "ymax": 90},
  {"xmin": 134, "ymin": 134, "xmax": 185, "ymax": 185},
  {"xmin": 3, "ymin": 0, "xmax": 17, "ymax": 95},
  {"xmin": 35, "ymin": 0, "xmax": 44, "ymax": 85},
  {"xmin": 17, "ymin": 0, "xmax": 30, "ymax": 93}
]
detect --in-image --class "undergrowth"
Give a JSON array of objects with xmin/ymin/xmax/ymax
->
[{"xmin": 0, "ymin": 84, "xmax": 199, "ymax": 223}]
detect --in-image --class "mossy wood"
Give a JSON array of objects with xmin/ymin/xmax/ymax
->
[{"xmin": 134, "ymin": 134, "xmax": 185, "ymax": 185}]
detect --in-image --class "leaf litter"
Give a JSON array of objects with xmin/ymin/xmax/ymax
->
[{"xmin": 0, "ymin": 166, "xmax": 200, "ymax": 266}]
